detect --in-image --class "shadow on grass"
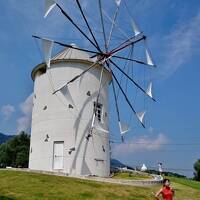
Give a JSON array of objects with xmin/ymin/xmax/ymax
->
[{"xmin": 0, "ymin": 195, "xmax": 15, "ymax": 200}]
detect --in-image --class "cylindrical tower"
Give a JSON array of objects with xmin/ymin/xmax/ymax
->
[{"xmin": 29, "ymin": 47, "xmax": 112, "ymax": 177}]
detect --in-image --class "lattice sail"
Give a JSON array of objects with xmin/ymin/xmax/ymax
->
[
  {"xmin": 145, "ymin": 49, "xmax": 154, "ymax": 66},
  {"xmin": 115, "ymin": 0, "xmax": 121, "ymax": 7},
  {"xmin": 146, "ymin": 82, "xmax": 153, "ymax": 99},
  {"xmin": 136, "ymin": 111, "xmax": 146, "ymax": 124},
  {"xmin": 131, "ymin": 19, "xmax": 141, "ymax": 36},
  {"xmin": 44, "ymin": 0, "xmax": 56, "ymax": 18},
  {"xmin": 42, "ymin": 38, "xmax": 54, "ymax": 68},
  {"xmin": 119, "ymin": 121, "xmax": 130, "ymax": 135}
]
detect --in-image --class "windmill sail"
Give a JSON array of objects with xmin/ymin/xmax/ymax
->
[
  {"xmin": 115, "ymin": 0, "xmax": 121, "ymax": 7},
  {"xmin": 119, "ymin": 121, "xmax": 130, "ymax": 135},
  {"xmin": 60, "ymin": 85, "xmax": 76, "ymax": 107},
  {"xmin": 136, "ymin": 111, "xmax": 146, "ymax": 125},
  {"xmin": 145, "ymin": 49, "xmax": 154, "ymax": 66},
  {"xmin": 131, "ymin": 19, "xmax": 141, "ymax": 36},
  {"xmin": 42, "ymin": 38, "xmax": 54, "ymax": 68},
  {"xmin": 146, "ymin": 82, "xmax": 153, "ymax": 99},
  {"xmin": 44, "ymin": 0, "xmax": 56, "ymax": 18}
]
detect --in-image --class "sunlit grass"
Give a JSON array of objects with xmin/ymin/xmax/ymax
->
[
  {"xmin": 166, "ymin": 176, "xmax": 200, "ymax": 190},
  {"xmin": 112, "ymin": 172, "xmax": 152, "ymax": 180},
  {"xmin": 0, "ymin": 170, "xmax": 199, "ymax": 200}
]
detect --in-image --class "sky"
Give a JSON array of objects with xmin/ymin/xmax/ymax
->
[{"xmin": 0, "ymin": 0, "xmax": 200, "ymax": 177}]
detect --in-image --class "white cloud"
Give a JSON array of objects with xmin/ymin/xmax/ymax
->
[
  {"xmin": 112, "ymin": 133, "xmax": 168, "ymax": 156},
  {"xmin": 160, "ymin": 9, "xmax": 200, "ymax": 77},
  {"xmin": 1, "ymin": 104, "xmax": 15, "ymax": 120},
  {"xmin": 20, "ymin": 94, "xmax": 33, "ymax": 116},
  {"xmin": 16, "ymin": 116, "xmax": 31, "ymax": 134},
  {"xmin": 16, "ymin": 93, "xmax": 33, "ymax": 133}
]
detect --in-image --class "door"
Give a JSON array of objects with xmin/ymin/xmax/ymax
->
[{"xmin": 53, "ymin": 141, "xmax": 64, "ymax": 170}]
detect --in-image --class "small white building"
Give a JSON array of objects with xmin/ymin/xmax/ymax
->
[
  {"xmin": 141, "ymin": 164, "xmax": 147, "ymax": 172},
  {"xmin": 29, "ymin": 46, "xmax": 112, "ymax": 177}
]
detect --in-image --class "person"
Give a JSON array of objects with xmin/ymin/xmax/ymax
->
[
  {"xmin": 158, "ymin": 163, "xmax": 163, "ymax": 175},
  {"xmin": 155, "ymin": 178, "xmax": 175, "ymax": 200}
]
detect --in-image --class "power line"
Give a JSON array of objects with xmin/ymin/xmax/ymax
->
[
  {"xmin": 110, "ymin": 140, "xmax": 200, "ymax": 146},
  {"xmin": 130, "ymin": 165, "xmax": 194, "ymax": 172}
]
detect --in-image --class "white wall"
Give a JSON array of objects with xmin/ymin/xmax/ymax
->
[{"xmin": 29, "ymin": 60, "xmax": 111, "ymax": 177}]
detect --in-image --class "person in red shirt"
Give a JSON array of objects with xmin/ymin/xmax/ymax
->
[{"xmin": 155, "ymin": 178, "xmax": 175, "ymax": 200}]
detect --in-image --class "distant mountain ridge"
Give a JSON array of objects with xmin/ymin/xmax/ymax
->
[
  {"xmin": 0, "ymin": 133, "xmax": 12, "ymax": 144},
  {"xmin": 110, "ymin": 159, "xmax": 134, "ymax": 170},
  {"xmin": 111, "ymin": 159, "xmax": 127, "ymax": 168}
]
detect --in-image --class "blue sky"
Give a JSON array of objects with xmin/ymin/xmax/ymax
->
[{"xmin": 0, "ymin": 0, "xmax": 200, "ymax": 177}]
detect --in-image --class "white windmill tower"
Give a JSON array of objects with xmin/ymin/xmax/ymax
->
[
  {"xmin": 29, "ymin": 0, "xmax": 156, "ymax": 177},
  {"xmin": 29, "ymin": 44, "xmax": 112, "ymax": 177}
]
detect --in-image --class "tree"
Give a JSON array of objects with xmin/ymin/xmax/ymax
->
[
  {"xmin": 194, "ymin": 159, "xmax": 200, "ymax": 181},
  {"xmin": 0, "ymin": 132, "xmax": 30, "ymax": 168},
  {"xmin": 0, "ymin": 143, "xmax": 12, "ymax": 168}
]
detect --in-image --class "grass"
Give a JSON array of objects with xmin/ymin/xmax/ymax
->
[
  {"xmin": 0, "ymin": 170, "xmax": 199, "ymax": 200},
  {"xmin": 112, "ymin": 172, "xmax": 152, "ymax": 180},
  {"xmin": 166, "ymin": 176, "xmax": 200, "ymax": 190}
]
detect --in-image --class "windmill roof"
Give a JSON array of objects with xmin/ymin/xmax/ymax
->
[
  {"xmin": 52, "ymin": 44, "xmax": 96, "ymax": 62},
  {"xmin": 31, "ymin": 44, "xmax": 112, "ymax": 81}
]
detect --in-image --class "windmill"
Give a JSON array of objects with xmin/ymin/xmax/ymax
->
[{"xmin": 29, "ymin": 0, "xmax": 156, "ymax": 177}]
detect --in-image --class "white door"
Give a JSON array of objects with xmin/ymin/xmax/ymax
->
[{"xmin": 53, "ymin": 141, "xmax": 64, "ymax": 170}]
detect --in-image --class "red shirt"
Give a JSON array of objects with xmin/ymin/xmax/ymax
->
[{"xmin": 161, "ymin": 186, "xmax": 173, "ymax": 200}]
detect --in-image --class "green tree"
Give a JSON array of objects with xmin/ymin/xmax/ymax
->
[
  {"xmin": 0, "ymin": 132, "xmax": 30, "ymax": 168},
  {"xmin": 194, "ymin": 159, "xmax": 200, "ymax": 181},
  {"xmin": 0, "ymin": 143, "xmax": 12, "ymax": 167}
]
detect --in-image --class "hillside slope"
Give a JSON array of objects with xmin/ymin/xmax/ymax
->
[{"xmin": 0, "ymin": 170, "xmax": 200, "ymax": 200}]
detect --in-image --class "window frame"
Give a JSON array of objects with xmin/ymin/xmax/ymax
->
[{"xmin": 93, "ymin": 102, "xmax": 103, "ymax": 123}]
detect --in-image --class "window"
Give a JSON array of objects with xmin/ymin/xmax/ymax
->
[
  {"xmin": 43, "ymin": 105, "xmax": 47, "ymax": 110},
  {"xmin": 86, "ymin": 91, "xmax": 91, "ymax": 96},
  {"xmin": 93, "ymin": 102, "xmax": 103, "ymax": 122}
]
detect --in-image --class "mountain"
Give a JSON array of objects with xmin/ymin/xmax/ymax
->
[
  {"xmin": 0, "ymin": 133, "xmax": 12, "ymax": 144},
  {"xmin": 110, "ymin": 159, "xmax": 134, "ymax": 170},
  {"xmin": 111, "ymin": 159, "xmax": 127, "ymax": 168}
]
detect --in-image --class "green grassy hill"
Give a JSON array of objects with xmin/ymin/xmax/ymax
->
[
  {"xmin": 112, "ymin": 172, "xmax": 152, "ymax": 180},
  {"xmin": 0, "ymin": 170, "xmax": 200, "ymax": 200}
]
